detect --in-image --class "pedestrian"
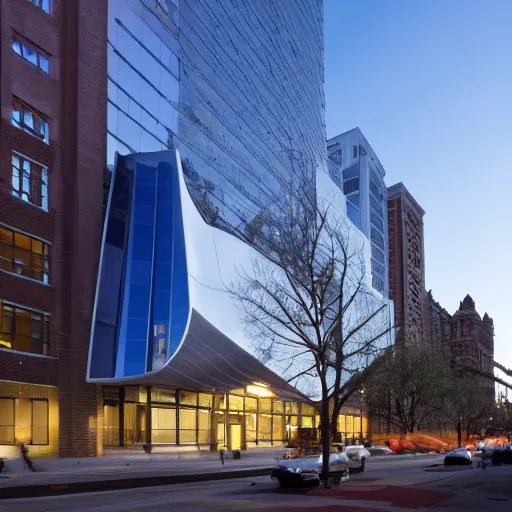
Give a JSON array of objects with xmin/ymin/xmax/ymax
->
[
  {"xmin": 20, "ymin": 442, "xmax": 35, "ymax": 472},
  {"xmin": 218, "ymin": 442, "xmax": 226, "ymax": 465}
]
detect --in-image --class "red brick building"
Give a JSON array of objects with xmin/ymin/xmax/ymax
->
[{"xmin": 0, "ymin": 0, "xmax": 107, "ymax": 457}]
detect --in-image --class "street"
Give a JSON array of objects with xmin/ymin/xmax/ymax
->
[{"xmin": 2, "ymin": 456, "xmax": 512, "ymax": 511}]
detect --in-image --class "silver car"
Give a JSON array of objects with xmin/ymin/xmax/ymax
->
[{"xmin": 271, "ymin": 453, "xmax": 350, "ymax": 488}]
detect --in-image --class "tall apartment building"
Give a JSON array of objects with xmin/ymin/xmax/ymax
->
[
  {"xmin": 387, "ymin": 182, "xmax": 427, "ymax": 345},
  {"xmin": 0, "ymin": 0, "xmax": 107, "ymax": 457},
  {"xmin": 327, "ymin": 128, "xmax": 389, "ymax": 297}
]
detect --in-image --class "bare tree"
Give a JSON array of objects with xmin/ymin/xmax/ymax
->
[
  {"xmin": 433, "ymin": 374, "xmax": 491, "ymax": 447},
  {"xmin": 365, "ymin": 343, "xmax": 451, "ymax": 434},
  {"xmin": 228, "ymin": 174, "xmax": 393, "ymax": 484}
]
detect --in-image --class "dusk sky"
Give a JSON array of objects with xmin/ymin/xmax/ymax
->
[{"xmin": 324, "ymin": 0, "xmax": 512, "ymax": 374}]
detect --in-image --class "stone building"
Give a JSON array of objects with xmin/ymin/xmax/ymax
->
[
  {"xmin": 426, "ymin": 293, "xmax": 495, "ymax": 397},
  {"xmin": 387, "ymin": 182, "xmax": 427, "ymax": 345}
]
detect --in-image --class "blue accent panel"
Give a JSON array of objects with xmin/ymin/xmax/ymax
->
[
  {"xmin": 89, "ymin": 151, "xmax": 191, "ymax": 380},
  {"xmin": 150, "ymin": 160, "xmax": 190, "ymax": 370},
  {"xmin": 89, "ymin": 161, "xmax": 133, "ymax": 378}
]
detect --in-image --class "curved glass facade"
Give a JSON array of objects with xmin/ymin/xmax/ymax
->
[{"xmin": 107, "ymin": 0, "xmax": 326, "ymax": 236}]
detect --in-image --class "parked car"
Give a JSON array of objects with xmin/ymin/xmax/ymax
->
[
  {"xmin": 444, "ymin": 447, "xmax": 472, "ymax": 466},
  {"xmin": 271, "ymin": 453, "xmax": 350, "ymax": 488},
  {"xmin": 491, "ymin": 446, "xmax": 512, "ymax": 466},
  {"xmin": 368, "ymin": 445, "xmax": 394, "ymax": 456},
  {"xmin": 344, "ymin": 445, "xmax": 371, "ymax": 470}
]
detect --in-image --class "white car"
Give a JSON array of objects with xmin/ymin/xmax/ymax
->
[{"xmin": 343, "ymin": 445, "xmax": 371, "ymax": 470}]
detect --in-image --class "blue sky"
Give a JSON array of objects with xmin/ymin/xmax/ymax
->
[{"xmin": 324, "ymin": 0, "xmax": 512, "ymax": 372}]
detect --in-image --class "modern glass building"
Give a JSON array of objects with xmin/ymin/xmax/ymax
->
[
  {"xmin": 107, "ymin": 0, "xmax": 326, "ymax": 237},
  {"xmin": 327, "ymin": 128, "xmax": 390, "ymax": 297},
  {"xmin": 88, "ymin": 1, "xmax": 392, "ymax": 452}
]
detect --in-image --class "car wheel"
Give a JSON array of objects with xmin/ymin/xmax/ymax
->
[{"xmin": 360, "ymin": 457, "xmax": 366, "ymax": 471}]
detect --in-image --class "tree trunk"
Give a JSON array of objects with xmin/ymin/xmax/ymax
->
[
  {"xmin": 456, "ymin": 422, "xmax": 462, "ymax": 448},
  {"xmin": 321, "ymin": 394, "xmax": 331, "ymax": 488}
]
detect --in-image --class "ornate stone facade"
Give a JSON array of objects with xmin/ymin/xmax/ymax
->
[
  {"xmin": 387, "ymin": 183, "xmax": 427, "ymax": 345},
  {"xmin": 426, "ymin": 293, "xmax": 495, "ymax": 398}
]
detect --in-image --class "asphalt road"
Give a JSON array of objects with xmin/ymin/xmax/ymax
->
[{"xmin": 2, "ymin": 455, "xmax": 512, "ymax": 511}]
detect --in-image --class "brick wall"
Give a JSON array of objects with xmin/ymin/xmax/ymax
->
[{"xmin": 1, "ymin": 0, "xmax": 107, "ymax": 457}]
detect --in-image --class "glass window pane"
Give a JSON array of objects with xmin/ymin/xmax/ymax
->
[
  {"xmin": 0, "ymin": 228, "xmax": 13, "ymax": 244},
  {"xmin": 259, "ymin": 399, "xmax": 271, "ymax": 413},
  {"xmin": 272, "ymin": 415, "xmax": 283, "ymax": 441},
  {"xmin": 198, "ymin": 393, "xmax": 212, "ymax": 408},
  {"xmin": 12, "ymin": 40, "xmax": 22, "ymax": 55},
  {"xmin": 12, "ymin": 102, "xmax": 21, "ymax": 127},
  {"xmin": 12, "ymin": 158, "xmax": 20, "ymax": 194},
  {"xmin": 198, "ymin": 409, "xmax": 210, "ymax": 430},
  {"xmin": 39, "ymin": 120, "xmax": 49, "ymax": 143},
  {"xmin": 245, "ymin": 413, "xmax": 256, "ymax": 441},
  {"xmin": 151, "ymin": 387, "xmax": 176, "ymax": 403},
  {"xmin": 2, "ymin": 306, "xmax": 14, "ymax": 334},
  {"xmin": 179, "ymin": 408, "xmax": 196, "ymax": 430},
  {"xmin": 23, "ymin": 110, "xmax": 34, "ymax": 130},
  {"xmin": 14, "ymin": 248, "xmax": 31, "ymax": 276},
  {"xmin": 301, "ymin": 416, "xmax": 313, "ymax": 428},
  {"xmin": 0, "ymin": 245, "xmax": 13, "ymax": 272},
  {"xmin": 14, "ymin": 233, "xmax": 31, "ymax": 251},
  {"xmin": 32, "ymin": 239, "xmax": 43, "ymax": 254},
  {"xmin": 22, "ymin": 160, "xmax": 31, "ymax": 198},
  {"xmin": 179, "ymin": 391, "xmax": 197, "ymax": 406},
  {"xmin": 302, "ymin": 404, "xmax": 315, "ymax": 416},
  {"xmin": 23, "ymin": 44, "xmax": 38, "ymax": 66},
  {"xmin": 0, "ymin": 399, "xmax": 15, "ymax": 444},
  {"xmin": 228, "ymin": 395, "xmax": 243, "ymax": 411},
  {"xmin": 151, "ymin": 407, "xmax": 176, "ymax": 430},
  {"xmin": 41, "ymin": 169, "xmax": 48, "ymax": 211},
  {"xmin": 258, "ymin": 414, "xmax": 271, "ymax": 440},
  {"xmin": 245, "ymin": 397, "xmax": 257, "ymax": 412},
  {"xmin": 39, "ymin": 55, "xmax": 49, "ymax": 74},
  {"xmin": 42, "ymin": 0, "xmax": 50, "ymax": 14},
  {"xmin": 32, "ymin": 400, "xmax": 48, "ymax": 444},
  {"xmin": 198, "ymin": 430, "xmax": 209, "ymax": 444},
  {"xmin": 15, "ymin": 309, "xmax": 31, "ymax": 335},
  {"xmin": 273, "ymin": 401, "xmax": 283, "ymax": 414}
]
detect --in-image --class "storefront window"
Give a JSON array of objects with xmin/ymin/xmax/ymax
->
[
  {"xmin": 151, "ymin": 407, "xmax": 176, "ymax": 443},
  {"xmin": 273, "ymin": 401, "xmax": 284, "ymax": 414},
  {"xmin": 229, "ymin": 395, "xmax": 243, "ymax": 411},
  {"xmin": 103, "ymin": 403, "xmax": 120, "ymax": 447},
  {"xmin": 179, "ymin": 408, "xmax": 197, "ymax": 443},
  {"xmin": 302, "ymin": 404, "xmax": 315, "ymax": 416},
  {"xmin": 198, "ymin": 393, "xmax": 212, "ymax": 408},
  {"xmin": 301, "ymin": 416, "xmax": 313, "ymax": 428},
  {"xmin": 258, "ymin": 414, "xmax": 271, "ymax": 440},
  {"xmin": 198, "ymin": 409, "xmax": 210, "ymax": 444},
  {"xmin": 245, "ymin": 397, "xmax": 257, "ymax": 412},
  {"xmin": 180, "ymin": 391, "xmax": 197, "ymax": 406},
  {"xmin": 354, "ymin": 416, "xmax": 362, "ymax": 437},
  {"xmin": 259, "ymin": 399, "xmax": 272, "ymax": 413},
  {"xmin": 0, "ymin": 398, "xmax": 15, "ymax": 444},
  {"xmin": 272, "ymin": 415, "xmax": 283, "ymax": 441},
  {"xmin": 125, "ymin": 386, "xmax": 147, "ymax": 403},
  {"xmin": 245, "ymin": 413, "xmax": 256, "ymax": 441},
  {"xmin": 285, "ymin": 402, "xmax": 299, "ymax": 415},
  {"xmin": 151, "ymin": 387, "xmax": 175, "ymax": 403}
]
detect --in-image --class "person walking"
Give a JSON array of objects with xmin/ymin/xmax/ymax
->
[{"xmin": 20, "ymin": 442, "xmax": 35, "ymax": 472}]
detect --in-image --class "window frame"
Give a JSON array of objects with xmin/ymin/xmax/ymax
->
[
  {"xmin": 31, "ymin": 398, "xmax": 49, "ymax": 445},
  {"xmin": 0, "ymin": 300, "xmax": 50, "ymax": 355},
  {"xmin": 0, "ymin": 225, "xmax": 50, "ymax": 284},
  {"xmin": 0, "ymin": 398, "xmax": 16, "ymax": 445},
  {"xmin": 11, "ymin": 152, "xmax": 49, "ymax": 211},
  {"xmin": 28, "ymin": 0, "xmax": 51, "ymax": 15},
  {"xmin": 12, "ymin": 97, "xmax": 50, "ymax": 144},
  {"xmin": 12, "ymin": 35, "xmax": 50, "ymax": 74}
]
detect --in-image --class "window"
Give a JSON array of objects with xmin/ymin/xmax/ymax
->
[
  {"xmin": 0, "ymin": 300, "xmax": 50, "ymax": 355},
  {"xmin": 12, "ymin": 36, "xmax": 50, "ymax": 74},
  {"xmin": 0, "ymin": 399, "xmax": 15, "ymax": 444},
  {"xmin": 12, "ymin": 153, "xmax": 48, "ymax": 211},
  {"xmin": 0, "ymin": 226, "xmax": 50, "ymax": 283},
  {"xmin": 343, "ymin": 177, "xmax": 359, "ymax": 195},
  {"xmin": 370, "ymin": 227, "xmax": 385, "ymax": 251},
  {"xmin": 151, "ymin": 407, "xmax": 176, "ymax": 443},
  {"xmin": 179, "ymin": 408, "xmax": 197, "ymax": 444},
  {"xmin": 329, "ymin": 149, "xmax": 343, "ymax": 166},
  {"xmin": 31, "ymin": 399, "xmax": 48, "ymax": 445},
  {"xmin": 28, "ymin": 0, "xmax": 51, "ymax": 14},
  {"xmin": 12, "ymin": 98, "xmax": 50, "ymax": 144},
  {"xmin": 352, "ymin": 145, "xmax": 358, "ymax": 158},
  {"xmin": 372, "ymin": 274, "xmax": 385, "ymax": 294}
]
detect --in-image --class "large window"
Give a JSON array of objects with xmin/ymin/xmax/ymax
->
[
  {"xmin": 31, "ymin": 399, "xmax": 49, "ymax": 445},
  {"xmin": 12, "ymin": 97, "xmax": 50, "ymax": 144},
  {"xmin": 0, "ymin": 300, "xmax": 49, "ymax": 355},
  {"xmin": 12, "ymin": 153, "xmax": 48, "ymax": 211},
  {"xmin": 0, "ymin": 226, "xmax": 49, "ymax": 283},
  {"xmin": 12, "ymin": 36, "xmax": 49, "ymax": 74},
  {"xmin": 0, "ymin": 399, "xmax": 15, "ymax": 444},
  {"xmin": 151, "ymin": 407, "xmax": 176, "ymax": 443},
  {"xmin": 28, "ymin": 0, "xmax": 50, "ymax": 14}
]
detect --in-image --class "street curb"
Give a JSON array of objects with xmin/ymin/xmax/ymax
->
[{"xmin": 0, "ymin": 467, "xmax": 273, "ymax": 500}]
